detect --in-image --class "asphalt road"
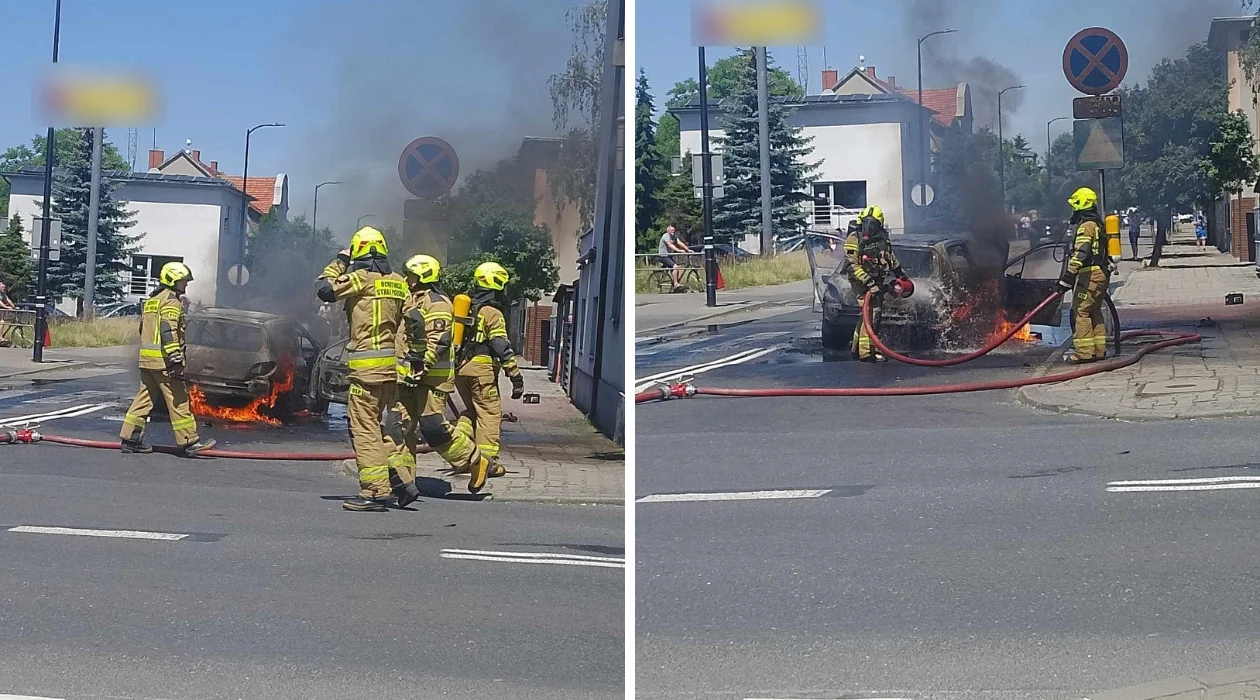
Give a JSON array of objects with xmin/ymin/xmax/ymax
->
[
  {"xmin": 636, "ymin": 303, "xmax": 1260, "ymax": 700},
  {"xmin": 0, "ymin": 367, "xmax": 624, "ymax": 700}
]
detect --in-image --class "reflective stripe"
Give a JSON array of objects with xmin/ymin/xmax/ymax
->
[
  {"xmin": 171, "ymin": 417, "xmax": 196, "ymax": 431},
  {"xmin": 348, "ymin": 347, "xmax": 397, "ymax": 370},
  {"xmin": 470, "ymin": 355, "xmax": 496, "ymax": 364},
  {"xmin": 348, "ymin": 273, "xmax": 364, "ymax": 293},
  {"xmin": 371, "ymin": 299, "xmax": 382, "ymax": 350},
  {"xmin": 139, "ymin": 348, "xmax": 164, "ymax": 358},
  {"xmin": 123, "ymin": 414, "xmax": 147, "ymax": 428},
  {"xmin": 427, "ymin": 368, "xmax": 454, "ymax": 378},
  {"xmin": 360, "ymin": 465, "xmax": 390, "ymax": 479}
]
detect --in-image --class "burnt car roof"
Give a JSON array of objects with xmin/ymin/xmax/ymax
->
[
  {"xmin": 192, "ymin": 308, "xmax": 287, "ymax": 324},
  {"xmin": 889, "ymin": 234, "xmax": 968, "ymax": 249}
]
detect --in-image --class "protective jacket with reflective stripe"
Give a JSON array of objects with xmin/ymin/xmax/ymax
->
[
  {"xmin": 844, "ymin": 232, "xmax": 904, "ymax": 288},
  {"xmin": 137, "ymin": 287, "xmax": 186, "ymax": 370},
  {"xmin": 1067, "ymin": 217, "xmax": 1108, "ymax": 276},
  {"xmin": 457, "ymin": 297, "xmax": 520, "ymax": 379},
  {"xmin": 396, "ymin": 286, "xmax": 456, "ymax": 391},
  {"xmin": 317, "ymin": 258, "xmax": 406, "ymax": 384}
]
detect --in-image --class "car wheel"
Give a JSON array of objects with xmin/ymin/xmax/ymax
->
[{"xmin": 821, "ymin": 316, "xmax": 857, "ymax": 352}]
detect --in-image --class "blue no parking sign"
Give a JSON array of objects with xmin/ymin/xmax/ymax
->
[
  {"xmin": 397, "ymin": 137, "xmax": 460, "ymax": 199},
  {"xmin": 1063, "ymin": 27, "xmax": 1128, "ymax": 96}
]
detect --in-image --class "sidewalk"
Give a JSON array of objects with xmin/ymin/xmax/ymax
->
[
  {"xmin": 635, "ymin": 278, "xmax": 814, "ymax": 334},
  {"xmin": 1080, "ymin": 663, "xmax": 1260, "ymax": 699},
  {"xmin": 1020, "ymin": 227, "xmax": 1260, "ymax": 420},
  {"xmin": 0, "ymin": 345, "xmax": 133, "ymax": 380},
  {"xmin": 349, "ymin": 367, "xmax": 625, "ymax": 506}
]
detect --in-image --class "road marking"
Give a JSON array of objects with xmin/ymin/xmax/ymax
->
[
  {"xmin": 0, "ymin": 402, "xmax": 112, "ymax": 427},
  {"xmin": 25, "ymin": 390, "xmax": 113, "ymax": 404},
  {"xmin": 0, "ymin": 694, "xmax": 66, "ymax": 700},
  {"xmin": 439, "ymin": 548, "xmax": 625, "ymax": 569},
  {"xmin": 637, "ymin": 489, "xmax": 832, "ymax": 503},
  {"xmin": 1107, "ymin": 476, "xmax": 1260, "ymax": 492},
  {"xmin": 634, "ymin": 346, "xmax": 779, "ymax": 392},
  {"xmin": 5, "ymin": 525, "xmax": 189, "ymax": 541}
]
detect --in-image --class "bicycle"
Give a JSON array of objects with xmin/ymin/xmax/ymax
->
[{"xmin": 645, "ymin": 254, "xmax": 704, "ymax": 294}]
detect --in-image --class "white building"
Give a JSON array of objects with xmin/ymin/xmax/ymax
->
[
  {"xmin": 672, "ymin": 66, "xmax": 971, "ymax": 238},
  {"xmin": 4, "ymin": 166, "xmax": 248, "ymax": 309}
]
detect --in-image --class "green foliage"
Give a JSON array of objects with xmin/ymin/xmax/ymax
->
[
  {"xmin": 545, "ymin": 0, "xmax": 607, "ymax": 229},
  {"xmin": 1, "ymin": 129, "xmax": 128, "ymax": 219},
  {"xmin": 644, "ymin": 151, "xmax": 703, "ymax": 252},
  {"xmin": 42, "ymin": 129, "xmax": 140, "ymax": 313},
  {"xmin": 1003, "ymin": 136, "xmax": 1044, "ymax": 213},
  {"xmin": 712, "ymin": 48, "xmax": 818, "ymax": 242},
  {"xmin": 0, "ymin": 214, "xmax": 33, "ymax": 299},
  {"xmin": 245, "ymin": 212, "xmax": 337, "ymax": 302},
  {"xmin": 635, "ymin": 69, "xmax": 668, "ymax": 251},
  {"xmin": 1207, "ymin": 109, "xmax": 1259, "ymax": 195},
  {"xmin": 665, "ymin": 53, "xmax": 803, "ymax": 108}
]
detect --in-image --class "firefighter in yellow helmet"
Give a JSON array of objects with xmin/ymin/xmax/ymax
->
[
  {"xmin": 845, "ymin": 205, "xmax": 912, "ymax": 362},
  {"xmin": 317, "ymin": 227, "xmax": 410, "ymax": 512},
  {"xmin": 119, "ymin": 262, "xmax": 216, "ymax": 456},
  {"xmin": 383, "ymin": 254, "xmax": 490, "ymax": 504},
  {"xmin": 454, "ymin": 261, "xmax": 524, "ymax": 477},
  {"xmin": 1059, "ymin": 187, "xmax": 1110, "ymax": 363}
]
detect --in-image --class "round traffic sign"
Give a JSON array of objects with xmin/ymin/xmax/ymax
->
[
  {"xmin": 227, "ymin": 264, "xmax": 250, "ymax": 287},
  {"xmin": 1063, "ymin": 27, "xmax": 1128, "ymax": 96},
  {"xmin": 398, "ymin": 137, "xmax": 459, "ymax": 199},
  {"xmin": 910, "ymin": 183, "xmax": 935, "ymax": 207}
]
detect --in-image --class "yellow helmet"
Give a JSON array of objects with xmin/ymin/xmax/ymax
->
[
  {"xmin": 404, "ymin": 254, "xmax": 441, "ymax": 284},
  {"xmin": 159, "ymin": 261, "xmax": 193, "ymax": 287},
  {"xmin": 1068, "ymin": 187, "xmax": 1098, "ymax": 212},
  {"xmin": 349, "ymin": 226, "xmax": 388, "ymax": 259},
  {"xmin": 473, "ymin": 261, "xmax": 509, "ymax": 291},
  {"xmin": 858, "ymin": 205, "xmax": 885, "ymax": 226}
]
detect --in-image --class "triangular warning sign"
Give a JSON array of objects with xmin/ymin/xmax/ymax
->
[
  {"xmin": 1081, "ymin": 121, "xmax": 1121, "ymax": 164},
  {"xmin": 1075, "ymin": 118, "xmax": 1124, "ymax": 171}
]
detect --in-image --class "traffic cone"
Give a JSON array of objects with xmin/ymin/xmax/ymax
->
[
  {"xmin": 715, "ymin": 264, "xmax": 725, "ymax": 290},
  {"xmin": 43, "ymin": 324, "xmax": 52, "ymax": 348}
]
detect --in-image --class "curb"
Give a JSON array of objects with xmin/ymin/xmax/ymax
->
[
  {"xmin": 0, "ymin": 360, "xmax": 94, "ymax": 380},
  {"xmin": 336, "ymin": 459, "xmax": 623, "ymax": 506},
  {"xmin": 638, "ymin": 299, "xmax": 780, "ymax": 335},
  {"xmin": 1079, "ymin": 663, "xmax": 1260, "ymax": 699}
]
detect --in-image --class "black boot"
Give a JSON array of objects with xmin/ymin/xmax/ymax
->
[
  {"xmin": 120, "ymin": 439, "xmax": 153, "ymax": 454},
  {"xmin": 488, "ymin": 460, "xmax": 506, "ymax": 478},
  {"xmin": 393, "ymin": 483, "xmax": 421, "ymax": 508},
  {"xmin": 343, "ymin": 497, "xmax": 389, "ymax": 512},
  {"xmin": 180, "ymin": 438, "xmax": 217, "ymax": 457}
]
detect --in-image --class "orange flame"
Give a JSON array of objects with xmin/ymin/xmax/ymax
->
[
  {"xmin": 951, "ymin": 279, "xmax": 1036, "ymax": 346},
  {"xmin": 190, "ymin": 362, "xmax": 295, "ymax": 426},
  {"xmin": 986, "ymin": 310, "xmax": 1035, "ymax": 345}
]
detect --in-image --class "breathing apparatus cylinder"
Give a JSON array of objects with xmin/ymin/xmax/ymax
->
[
  {"xmin": 452, "ymin": 294, "xmax": 473, "ymax": 347},
  {"xmin": 1105, "ymin": 214, "xmax": 1122, "ymax": 260}
]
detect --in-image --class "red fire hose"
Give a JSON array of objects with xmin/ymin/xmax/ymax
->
[
  {"xmin": 1, "ymin": 430, "xmax": 434, "ymax": 460},
  {"xmin": 635, "ymin": 290, "xmax": 1202, "ymax": 403}
]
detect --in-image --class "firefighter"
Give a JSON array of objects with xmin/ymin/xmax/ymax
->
[
  {"xmin": 1059, "ymin": 187, "xmax": 1109, "ymax": 363},
  {"xmin": 317, "ymin": 227, "xmax": 410, "ymax": 512},
  {"xmin": 845, "ymin": 205, "xmax": 912, "ymax": 362},
  {"xmin": 454, "ymin": 262, "xmax": 524, "ymax": 477},
  {"xmin": 384, "ymin": 254, "xmax": 490, "ymax": 504},
  {"xmin": 119, "ymin": 262, "xmax": 216, "ymax": 456}
]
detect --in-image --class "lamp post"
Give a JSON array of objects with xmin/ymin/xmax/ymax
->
[
  {"xmin": 917, "ymin": 28, "xmax": 956, "ymax": 216},
  {"xmin": 237, "ymin": 123, "xmax": 285, "ymax": 270},
  {"xmin": 312, "ymin": 181, "xmax": 340, "ymax": 234},
  {"xmin": 1045, "ymin": 116, "xmax": 1069, "ymax": 208},
  {"xmin": 32, "ymin": 0, "xmax": 63, "ymax": 363},
  {"xmin": 356, "ymin": 214, "xmax": 376, "ymax": 229},
  {"xmin": 997, "ymin": 85, "xmax": 1025, "ymax": 211}
]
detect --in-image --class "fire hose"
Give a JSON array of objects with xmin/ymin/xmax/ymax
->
[
  {"xmin": 0, "ymin": 429, "xmax": 436, "ymax": 460},
  {"xmin": 636, "ymin": 290, "xmax": 1202, "ymax": 403}
]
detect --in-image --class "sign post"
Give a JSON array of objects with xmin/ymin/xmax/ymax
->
[{"xmin": 1063, "ymin": 27, "xmax": 1129, "ymax": 219}]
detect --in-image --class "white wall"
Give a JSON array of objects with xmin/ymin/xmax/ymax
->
[
  {"xmin": 5, "ymin": 179, "xmax": 240, "ymax": 309},
  {"xmin": 679, "ymin": 121, "xmax": 907, "ymax": 232}
]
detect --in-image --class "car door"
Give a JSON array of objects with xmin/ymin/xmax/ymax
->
[
  {"xmin": 1001, "ymin": 242, "xmax": 1070, "ymax": 326},
  {"xmin": 313, "ymin": 338, "xmax": 350, "ymax": 405},
  {"xmin": 293, "ymin": 324, "xmax": 322, "ymax": 398}
]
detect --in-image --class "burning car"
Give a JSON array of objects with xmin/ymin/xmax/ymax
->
[
  {"xmin": 184, "ymin": 308, "xmax": 328, "ymax": 422},
  {"xmin": 807, "ymin": 231, "xmax": 1073, "ymax": 353}
]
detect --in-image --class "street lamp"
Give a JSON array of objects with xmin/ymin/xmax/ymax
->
[
  {"xmin": 997, "ymin": 85, "xmax": 1025, "ymax": 211},
  {"xmin": 356, "ymin": 214, "xmax": 376, "ymax": 228},
  {"xmin": 917, "ymin": 28, "xmax": 956, "ymax": 216},
  {"xmin": 1046, "ymin": 116, "xmax": 1069, "ymax": 206},
  {"xmin": 32, "ymin": 0, "xmax": 63, "ymax": 363},
  {"xmin": 237, "ymin": 122, "xmax": 285, "ymax": 270},
  {"xmin": 312, "ymin": 181, "xmax": 340, "ymax": 234}
]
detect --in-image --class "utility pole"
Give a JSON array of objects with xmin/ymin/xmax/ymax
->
[
  {"xmin": 917, "ymin": 29, "xmax": 956, "ymax": 220},
  {"xmin": 84, "ymin": 126, "xmax": 103, "ymax": 319},
  {"xmin": 313, "ymin": 180, "xmax": 340, "ymax": 234},
  {"xmin": 997, "ymin": 84, "xmax": 1025, "ymax": 212},
  {"xmin": 755, "ymin": 46, "xmax": 773, "ymax": 254},
  {"xmin": 699, "ymin": 47, "xmax": 718, "ymax": 308},
  {"xmin": 33, "ymin": 0, "xmax": 63, "ymax": 363}
]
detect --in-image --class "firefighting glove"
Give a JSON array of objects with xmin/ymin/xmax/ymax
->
[
  {"xmin": 400, "ymin": 372, "xmax": 421, "ymax": 389},
  {"xmin": 864, "ymin": 277, "xmax": 879, "ymax": 293},
  {"xmin": 1057, "ymin": 274, "xmax": 1074, "ymax": 292},
  {"xmin": 168, "ymin": 363, "xmax": 186, "ymax": 380},
  {"xmin": 336, "ymin": 250, "xmax": 351, "ymax": 265},
  {"xmin": 510, "ymin": 374, "xmax": 525, "ymax": 400}
]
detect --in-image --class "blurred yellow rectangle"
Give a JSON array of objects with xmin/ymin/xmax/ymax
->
[
  {"xmin": 34, "ymin": 65, "xmax": 164, "ymax": 127},
  {"xmin": 692, "ymin": 0, "xmax": 823, "ymax": 46}
]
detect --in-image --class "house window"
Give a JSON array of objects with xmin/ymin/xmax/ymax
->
[
  {"xmin": 128, "ymin": 254, "xmax": 185, "ymax": 296},
  {"xmin": 812, "ymin": 181, "xmax": 868, "ymax": 226}
]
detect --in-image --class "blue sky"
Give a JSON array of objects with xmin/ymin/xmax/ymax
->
[
  {"xmin": 637, "ymin": 0, "xmax": 1241, "ymax": 155},
  {"xmin": 2, "ymin": 0, "xmax": 578, "ymax": 235}
]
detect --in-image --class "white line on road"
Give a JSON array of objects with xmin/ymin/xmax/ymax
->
[
  {"xmin": 0, "ymin": 694, "xmax": 66, "ymax": 700},
  {"xmin": 439, "ymin": 549, "xmax": 625, "ymax": 569},
  {"xmin": 1109, "ymin": 475, "xmax": 1260, "ymax": 486},
  {"xmin": 634, "ymin": 346, "xmax": 779, "ymax": 392},
  {"xmin": 5, "ymin": 525, "xmax": 189, "ymax": 541},
  {"xmin": 636, "ymin": 347, "xmax": 764, "ymax": 384},
  {"xmin": 0, "ymin": 402, "xmax": 112, "ymax": 427},
  {"xmin": 637, "ymin": 489, "xmax": 832, "ymax": 503},
  {"xmin": 1108, "ymin": 482, "xmax": 1260, "ymax": 493}
]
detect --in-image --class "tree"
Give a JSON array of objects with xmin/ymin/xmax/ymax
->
[
  {"xmin": 1207, "ymin": 109, "xmax": 1259, "ymax": 196},
  {"xmin": 40, "ymin": 129, "xmax": 140, "ymax": 314},
  {"xmin": 244, "ymin": 211, "xmax": 337, "ymax": 309},
  {"xmin": 1002, "ymin": 134, "xmax": 1045, "ymax": 213},
  {"xmin": 646, "ymin": 150, "xmax": 703, "ymax": 251},
  {"xmin": 1, "ymin": 129, "xmax": 128, "ymax": 219},
  {"xmin": 0, "ymin": 214, "xmax": 33, "ymax": 299},
  {"xmin": 711, "ymin": 48, "xmax": 818, "ymax": 245},
  {"xmin": 1044, "ymin": 132, "xmax": 1099, "ymax": 220},
  {"xmin": 546, "ymin": 0, "xmax": 607, "ymax": 229},
  {"xmin": 635, "ymin": 69, "xmax": 668, "ymax": 252}
]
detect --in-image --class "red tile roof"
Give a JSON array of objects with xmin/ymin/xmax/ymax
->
[
  {"xmin": 219, "ymin": 175, "xmax": 277, "ymax": 215},
  {"xmin": 895, "ymin": 86, "xmax": 959, "ymax": 126}
]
